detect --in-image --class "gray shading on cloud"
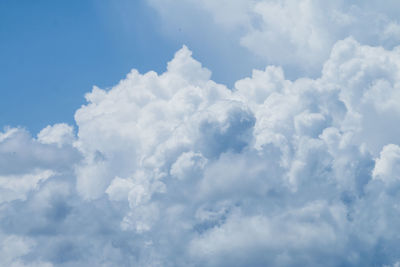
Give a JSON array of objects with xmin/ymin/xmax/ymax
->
[{"xmin": 2, "ymin": 5, "xmax": 400, "ymax": 266}]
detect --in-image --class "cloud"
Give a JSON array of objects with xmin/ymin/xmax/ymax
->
[
  {"xmin": 0, "ymin": 235, "xmax": 53, "ymax": 267},
  {"xmin": 373, "ymin": 144, "xmax": 400, "ymax": 186},
  {"xmin": 0, "ymin": 127, "xmax": 80, "ymax": 176},
  {"xmin": 0, "ymin": 169, "xmax": 55, "ymax": 204},
  {"xmin": 37, "ymin": 124, "xmax": 75, "ymax": 147},
  {"xmin": 148, "ymin": 0, "xmax": 400, "ymax": 77},
  {"xmin": 2, "ymin": 11, "xmax": 400, "ymax": 266}
]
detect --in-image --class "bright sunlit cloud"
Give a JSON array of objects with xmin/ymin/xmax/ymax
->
[{"xmin": 2, "ymin": 1, "xmax": 400, "ymax": 266}]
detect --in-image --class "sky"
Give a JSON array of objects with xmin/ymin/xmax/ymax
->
[
  {"xmin": 0, "ymin": 0, "xmax": 261, "ymax": 133},
  {"xmin": 2, "ymin": 1, "xmax": 400, "ymax": 266},
  {"xmin": 0, "ymin": 0, "xmax": 177, "ymax": 133}
]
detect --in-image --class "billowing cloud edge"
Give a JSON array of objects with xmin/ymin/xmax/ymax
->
[{"xmin": 1, "ymin": 37, "xmax": 400, "ymax": 266}]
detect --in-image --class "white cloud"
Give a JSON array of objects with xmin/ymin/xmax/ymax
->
[
  {"xmin": 37, "ymin": 123, "xmax": 75, "ymax": 147},
  {"xmin": 39, "ymin": 38, "xmax": 396, "ymax": 265},
  {"xmin": 0, "ymin": 127, "xmax": 80, "ymax": 176},
  {"xmin": 170, "ymin": 152, "xmax": 207, "ymax": 180},
  {"xmin": 148, "ymin": 0, "xmax": 400, "ymax": 77},
  {"xmin": 373, "ymin": 144, "xmax": 400, "ymax": 186},
  {"xmin": 0, "ymin": 169, "xmax": 55, "ymax": 204},
  {"xmin": 189, "ymin": 202, "xmax": 349, "ymax": 266},
  {"xmin": 0, "ymin": 235, "xmax": 53, "ymax": 267},
  {"xmin": 3, "ymin": 5, "xmax": 400, "ymax": 265}
]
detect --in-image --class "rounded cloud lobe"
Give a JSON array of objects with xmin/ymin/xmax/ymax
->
[{"xmin": 2, "ymin": 34, "xmax": 400, "ymax": 267}]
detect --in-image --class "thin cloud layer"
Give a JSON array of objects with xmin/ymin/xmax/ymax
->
[
  {"xmin": 2, "ymin": 4, "xmax": 400, "ymax": 266},
  {"xmin": 148, "ymin": 0, "xmax": 400, "ymax": 76}
]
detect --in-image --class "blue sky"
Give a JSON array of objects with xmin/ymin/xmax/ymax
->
[
  {"xmin": 2, "ymin": 1, "xmax": 400, "ymax": 266},
  {"xmin": 0, "ymin": 0, "xmax": 177, "ymax": 133}
]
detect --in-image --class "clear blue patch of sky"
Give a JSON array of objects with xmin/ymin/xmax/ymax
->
[{"xmin": 0, "ymin": 0, "xmax": 180, "ymax": 133}]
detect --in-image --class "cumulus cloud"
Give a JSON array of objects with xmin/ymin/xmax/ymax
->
[
  {"xmin": 37, "ymin": 124, "xmax": 75, "ymax": 147},
  {"xmin": 373, "ymin": 144, "xmax": 400, "ymax": 186},
  {"xmin": 0, "ymin": 169, "xmax": 55, "ymax": 204},
  {"xmin": 2, "ymin": 3, "xmax": 400, "ymax": 265}
]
